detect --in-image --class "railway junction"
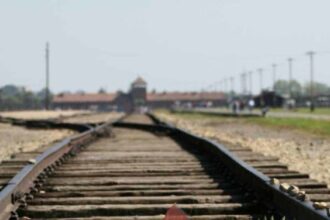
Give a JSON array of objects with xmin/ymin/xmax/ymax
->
[
  {"xmin": 2, "ymin": 1, "xmax": 330, "ymax": 219},
  {"xmin": 0, "ymin": 113, "xmax": 329, "ymax": 220}
]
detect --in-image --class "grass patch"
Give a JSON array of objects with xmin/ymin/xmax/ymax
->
[
  {"xmin": 245, "ymin": 117, "xmax": 330, "ymax": 136},
  {"xmin": 159, "ymin": 110, "xmax": 330, "ymax": 137},
  {"xmin": 271, "ymin": 107, "xmax": 330, "ymax": 115}
]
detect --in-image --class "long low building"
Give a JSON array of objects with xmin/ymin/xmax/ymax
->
[{"xmin": 52, "ymin": 77, "xmax": 226, "ymax": 112}]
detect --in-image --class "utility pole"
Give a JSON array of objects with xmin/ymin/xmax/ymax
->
[
  {"xmin": 272, "ymin": 64, "xmax": 277, "ymax": 92},
  {"xmin": 288, "ymin": 58, "xmax": 293, "ymax": 98},
  {"xmin": 241, "ymin": 72, "xmax": 247, "ymax": 96},
  {"xmin": 240, "ymin": 73, "xmax": 244, "ymax": 96},
  {"xmin": 258, "ymin": 68, "xmax": 264, "ymax": 107},
  {"xmin": 230, "ymin": 77, "xmax": 234, "ymax": 94},
  {"xmin": 45, "ymin": 42, "xmax": 50, "ymax": 110},
  {"xmin": 248, "ymin": 71, "xmax": 253, "ymax": 96},
  {"xmin": 258, "ymin": 68, "xmax": 263, "ymax": 93},
  {"xmin": 213, "ymin": 83, "xmax": 217, "ymax": 92},
  {"xmin": 228, "ymin": 77, "xmax": 234, "ymax": 101},
  {"xmin": 307, "ymin": 51, "xmax": 315, "ymax": 112},
  {"xmin": 224, "ymin": 78, "xmax": 228, "ymax": 94},
  {"xmin": 272, "ymin": 64, "xmax": 277, "ymax": 107}
]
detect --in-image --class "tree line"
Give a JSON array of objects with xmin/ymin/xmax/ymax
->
[
  {"xmin": 0, "ymin": 85, "xmax": 51, "ymax": 111},
  {"xmin": 274, "ymin": 80, "xmax": 330, "ymax": 98},
  {"xmin": 0, "ymin": 85, "xmax": 107, "ymax": 111}
]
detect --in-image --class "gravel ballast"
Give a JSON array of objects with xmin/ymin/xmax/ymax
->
[{"xmin": 157, "ymin": 112, "xmax": 330, "ymax": 186}]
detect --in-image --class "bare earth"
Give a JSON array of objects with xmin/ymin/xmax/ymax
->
[
  {"xmin": 0, "ymin": 111, "xmax": 124, "ymax": 162},
  {"xmin": 157, "ymin": 112, "xmax": 330, "ymax": 186},
  {"xmin": 0, "ymin": 123, "xmax": 74, "ymax": 162}
]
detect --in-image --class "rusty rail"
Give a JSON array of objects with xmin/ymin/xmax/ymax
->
[
  {"xmin": 0, "ymin": 113, "xmax": 329, "ymax": 219},
  {"xmin": 114, "ymin": 113, "xmax": 330, "ymax": 220},
  {"xmin": 0, "ymin": 119, "xmax": 115, "ymax": 220}
]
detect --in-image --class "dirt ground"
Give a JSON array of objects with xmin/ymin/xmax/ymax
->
[
  {"xmin": 0, "ymin": 123, "xmax": 74, "ymax": 162},
  {"xmin": 0, "ymin": 110, "xmax": 88, "ymax": 120},
  {"xmin": 157, "ymin": 112, "xmax": 330, "ymax": 186},
  {"xmin": 0, "ymin": 111, "xmax": 124, "ymax": 162}
]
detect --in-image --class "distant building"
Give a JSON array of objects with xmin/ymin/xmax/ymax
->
[
  {"xmin": 253, "ymin": 91, "xmax": 284, "ymax": 107},
  {"xmin": 52, "ymin": 77, "xmax": 226, "ymax": 112}
]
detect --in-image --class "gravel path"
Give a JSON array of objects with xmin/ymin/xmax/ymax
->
[{"xmin": 157, "ymin": 112, "xmax": 330, "ymax": 186}]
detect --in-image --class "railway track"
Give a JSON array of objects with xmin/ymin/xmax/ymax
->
[{"xmin": 0, "ymin": 113, "xmax": 329, "ymax": 219}]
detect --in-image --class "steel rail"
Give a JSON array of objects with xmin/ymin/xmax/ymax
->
[
  {"xmin": 0, "ymin": 119, "xmax": 115, "ymax": 220},
  {"xmin": 114, "ymin": 114, "xmax": 330, "ymax": 220},
  {"xmin": 1, "ymin": 113, "xmax": 328, "ymax": 219}
]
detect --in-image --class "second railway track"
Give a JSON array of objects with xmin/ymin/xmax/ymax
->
[{"xmin": 0, "ymin": 113, "xmax": 330, "ymax": 219}]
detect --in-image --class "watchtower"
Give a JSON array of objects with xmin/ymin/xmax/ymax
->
[{"xmin": 130, "ymin": 77, "xmax": 147, "ymax": 110}]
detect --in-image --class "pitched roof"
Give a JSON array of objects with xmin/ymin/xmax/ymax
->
[
  {"xmin": 52, "ymin": 91, "xmax": 225, "ymax": 104},
  {"xmin": 52, "ymin": 93, "xmax": 117, "ymax": 103},
  {"xmin": 131, "ymin": 77, "xmax": 147, "ymax": 87},
  {"xmin": 147, "ymin": 92, "xmax": 225, "ymax": 101}
]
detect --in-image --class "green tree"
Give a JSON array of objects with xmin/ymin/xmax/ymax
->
[
  {"xmin": 274, "ymin": 80, "xmax": 288, "ymax": 96},
  {"xmin": 0, "ymin": 85, "xmax": 53, "ymax": 110},
  {"xmin": 274, "ymin": 80, "xmax": 302, "ymax": 98},
  {"xmin": 290, "ymin": 80, "xmax": 303, "ymax": 98},
  {"xmin": 303, "ymin": 82, "xmax": 330, "ymax": 96}
]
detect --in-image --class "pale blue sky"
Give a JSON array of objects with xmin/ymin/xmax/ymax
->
[{"xmin": 0, "ymin": 0, "xmax": 329, "ymax": 94}]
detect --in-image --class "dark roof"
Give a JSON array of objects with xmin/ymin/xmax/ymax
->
[
  {"xmin": 52, "ymin": 91, "xmax": 225, "ymax": 104},
  {"xmin": 147, "ymin": 92, "xmax": 225, "ymax": 101},
  {"xmin": 131, "ymin": 77, "xmax": 147, "ymax": 87}
]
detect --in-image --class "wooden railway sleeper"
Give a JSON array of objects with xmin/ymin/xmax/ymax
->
[
  {"xmin": 2, "ymin": 115, "xmax": 330, "ymax": 219},
  {"xmin": 148, "ymin": 114, "xmax": 330, "ymax": 219},
  {"xmin": 0, "ymin": 119, "xmax": 121, "ymax": 220}
]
